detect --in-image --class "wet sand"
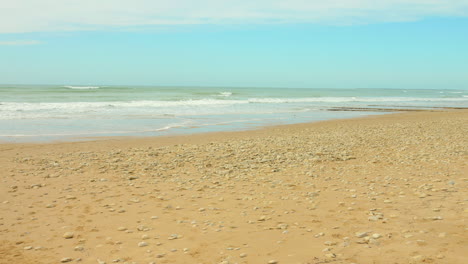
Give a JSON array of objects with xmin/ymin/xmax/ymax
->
[{"xmin": 0, "ymin": 110, "xmax": 467, "ymax": 264}]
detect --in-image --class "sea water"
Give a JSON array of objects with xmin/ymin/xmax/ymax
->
[{"xmin": 1, "ymin": 85, "xmax": 467, "ymax": 142}]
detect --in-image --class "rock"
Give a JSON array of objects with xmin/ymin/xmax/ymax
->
[
  {"xmin": 138, "ymin": 241, "xmax": 148, "ymax": 247},
  {"xmin": 129, "ymin": 198, "xmax": 140, "ymax": 203},
  {"xmin": 416, "ymin": 240, "xmax": 427, "ymax": 246},
  {"xmin": 277, "ymin": 224, "xmax": 288, "ymax": 229},
  {"xmin": 60, "ymin": 257, "xmax": 73, "ymax": 263},
  {"xmin": 314, "ymin": 232, "xmax": 325, "ymax": 237},
  {"xmin": 168, "ymin": 234, "xmax": 180, "ymax": 240},
  {"xmin": 63, "ymin": 232, "xmax": 74, "ymax": 239},
  {"xmin": 267, "ymin": 260, "xmax": 278, "ymax": 264},
  {"xmin": 368, "ymin": 215, "xmax": 381, "ymax": 221},
  {"xmin": 74, "ymin": 246, "xmax": 84, "ymax": 251},
  {"xmin": 137, "ymin": 225, "xmax": 150, "ymax": 231},
  {"xmin": 355, "ymin": 231, "xmax": 368, "ymax": 238}
]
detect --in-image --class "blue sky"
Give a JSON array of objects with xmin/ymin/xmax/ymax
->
[{"xmin": 1, "ymin": 0, "xmax": 468, "ymax": 89}]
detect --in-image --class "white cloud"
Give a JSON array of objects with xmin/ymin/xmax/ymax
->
[
  {"xmin": 1, "ymin": 0, "xmax": 468, "ymax": 33},
  {"xmin": 0, "ymin": 40, "xmax": 42, "ymax": 45}
]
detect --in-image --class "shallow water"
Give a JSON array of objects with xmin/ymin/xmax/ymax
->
[{"xmin": 1, "ymin": 85, "xmax": 467, "ymax": 142}]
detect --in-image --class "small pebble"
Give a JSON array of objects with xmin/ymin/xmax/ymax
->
[
  {"xmin": 74, "ymin": 246, "xmax": 84, "ymax": 251},
  {"xmin": 63, "ymin": 232, "xmax": 74, "ymax": 239},
  {"xmin": 138, "ymin": 241, "xmax": 148, "ymax": 247},
  {"xmin": 355, "ymin": 231, "xmax": 368, "ymax": 238}
]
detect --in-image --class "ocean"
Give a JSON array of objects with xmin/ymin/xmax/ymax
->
[{"xmin": 1, "ymin": 85, "xmax": 467, "ymax": 142}]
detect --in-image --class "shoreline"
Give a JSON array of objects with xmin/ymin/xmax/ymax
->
[
  {"xmin": 1, "ymin": 109, "xmax": 467, "ymax": 264},
  {"xmin": 2, "ymin": 107, "xmax": 467, "ymax": 145},
  {"xmin": 0, "ymin": 108, "xmax": 455, "ymax": 146}
]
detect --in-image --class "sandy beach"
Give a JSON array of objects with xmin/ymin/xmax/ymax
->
[{"xmin": 0, "ymin": 110, "xmax": 467, "ymax": 264}]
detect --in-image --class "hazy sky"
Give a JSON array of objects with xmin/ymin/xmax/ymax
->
[{"xmin": 1, "ymin": 0, "xmax": 468, "ymax": 89}]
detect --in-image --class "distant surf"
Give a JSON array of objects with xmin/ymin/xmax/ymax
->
[
  {"xmin": 218, "ymin": 92, "xmax": 233, "ymax": 97},
  {"xmin": 63, "ymin": 85, "xmax": 101, "ymax": 90}
]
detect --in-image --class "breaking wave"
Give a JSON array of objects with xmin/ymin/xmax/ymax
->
[
  {"xmin": 218, "ymin": 92, "xmax": 233, "ymax": 97},
  {"xmin": 63, "ymin": 85, "xmax": 101, "ymax": 90},
  {"xmin": 1, "ymin": 97, "xmax": 467, "ymax": 112}
]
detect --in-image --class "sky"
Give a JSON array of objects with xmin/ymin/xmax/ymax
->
[{"xmin": 1, "ymin": 0, "xmax": 468, "ymax": 89}]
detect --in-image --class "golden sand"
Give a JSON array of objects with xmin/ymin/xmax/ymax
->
[{"xmin": 1, "ymin": 110, "xmax": 467, "ymax": 264}]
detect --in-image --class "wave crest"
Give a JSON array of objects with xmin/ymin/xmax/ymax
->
[
  {"xmin": 64, "ymin": 85, "xmax": 100, "ymax": 90},
  {"xmin": 218, "ymin": 92, "xmax": 233, "ymax": 97}
]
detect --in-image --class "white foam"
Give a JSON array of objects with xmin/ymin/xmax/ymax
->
[
  {"xmin": 1, "ymin": 97, "xmax": 467, "ymax": 111},
  {"xmin": 153, "ymin": 120, "xmax": 196, "ymax": 131},
  {"xmin": 247, "ymin": 97, "xmax": 468, "ymax": 103},
  {"xmin": 218, "ymin": 92, "xmax": 233, "ymax": 97},
  {"xmin": 64, "ymin": 85, "xmax": 100, "ymax": 90},
  {"xmin": 1, "ymin": 97, "xmax": 467, "ymax": 120}
]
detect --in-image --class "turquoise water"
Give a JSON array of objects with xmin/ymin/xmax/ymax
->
[{"xmin": 1, "ymin": 85, "xmax": 467, "ymax": 142}]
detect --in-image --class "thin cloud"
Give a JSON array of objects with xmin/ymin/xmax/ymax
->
[
  {"xmin": 0, "ymin": 40, "xmax": 42, "ymax": 45},
  {"xmin": 1, "ymin": 0, "xmax": 468, "ymax": 33}
]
